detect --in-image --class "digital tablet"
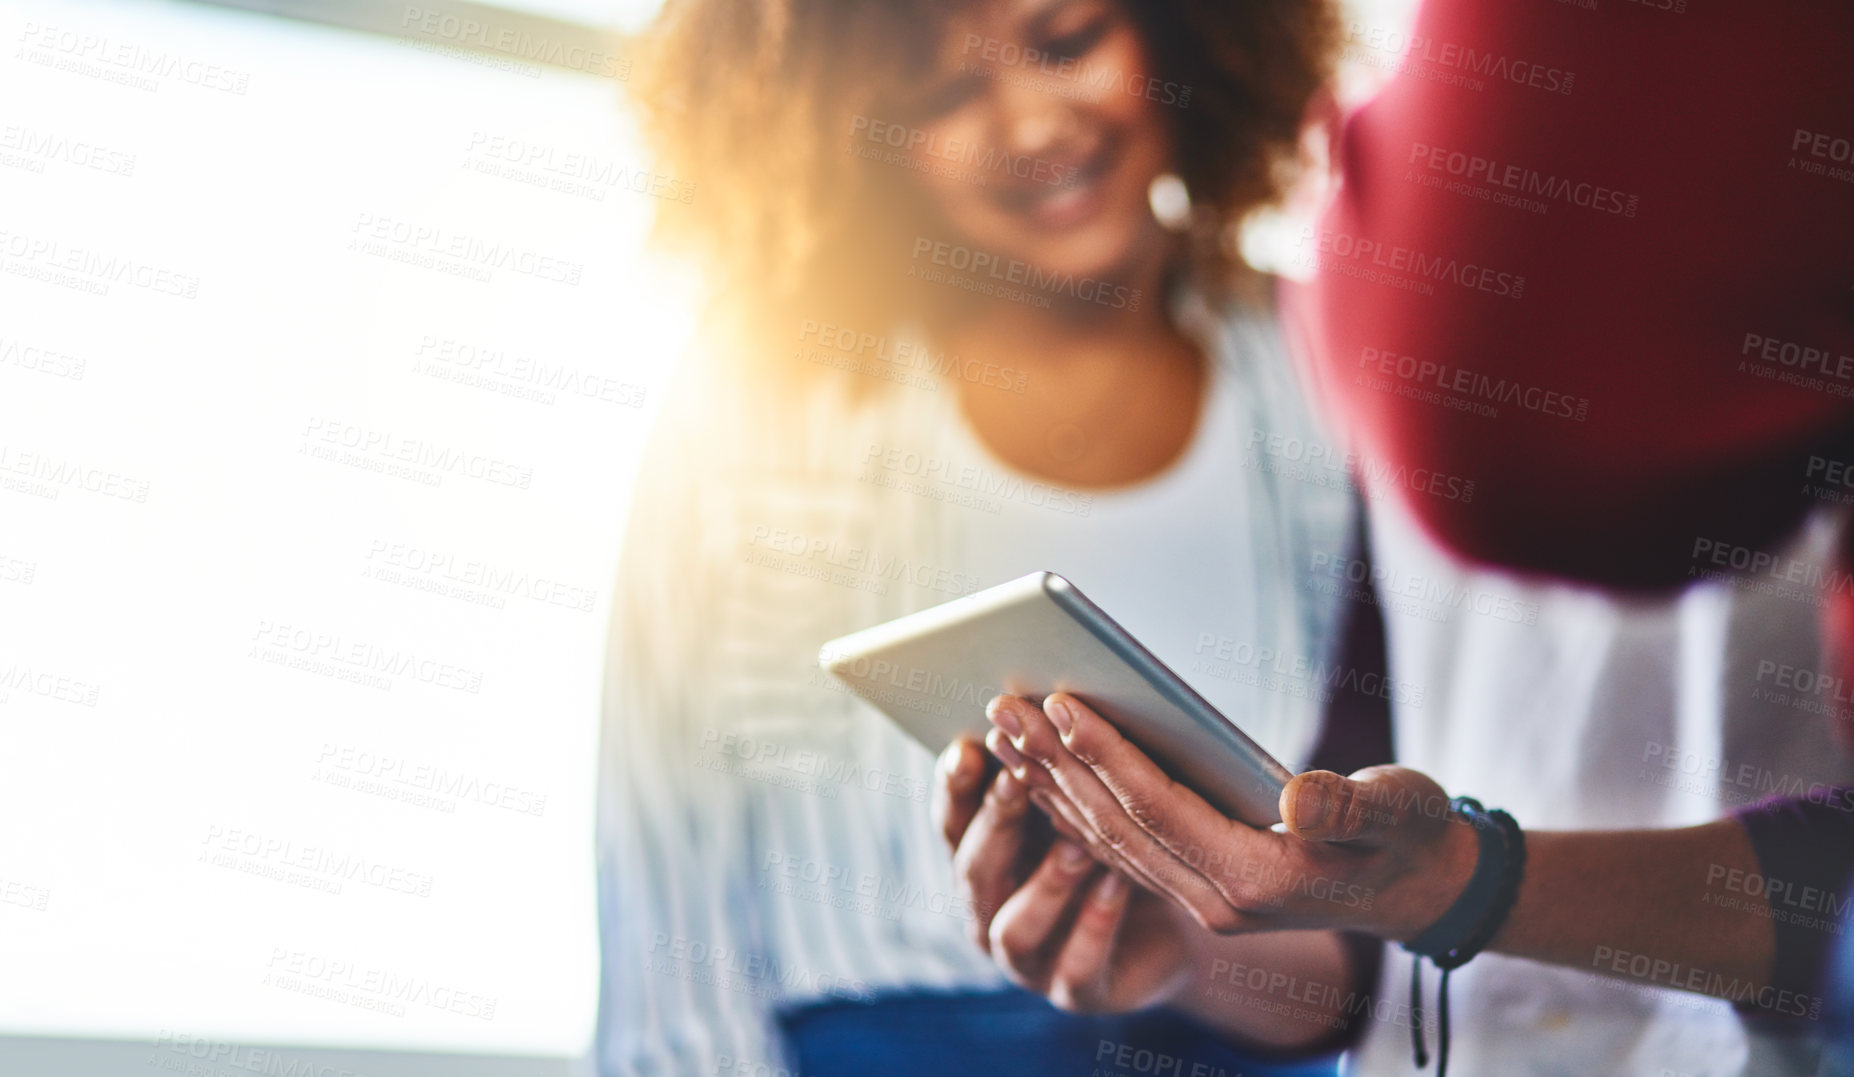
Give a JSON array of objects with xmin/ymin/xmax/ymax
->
[{"xmin": 818, "ymin": 571, "xmax": 1294, "ymax": 827}]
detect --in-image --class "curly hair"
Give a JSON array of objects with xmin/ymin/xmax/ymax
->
[{"xmin": 635, "ymin": 0, "xmax": 1338, "ymax": 372}]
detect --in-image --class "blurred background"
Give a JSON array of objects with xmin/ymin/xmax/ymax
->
[{"xmin": 0, "ymin": 0, "xmax": 1410, "ymax": 1072}]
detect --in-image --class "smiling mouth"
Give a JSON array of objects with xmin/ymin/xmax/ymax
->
[{"xmin": 988, "ymin": 135, "xmax": 1119, "ymax": 227}]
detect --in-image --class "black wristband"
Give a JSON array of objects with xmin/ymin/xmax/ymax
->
[
  {"xmin": 1442, "ymin": 805, "xmax": 1526, "ymax": 971},
  {"xmin": 1401, "ymin": 797, "xmax": 1526, "ymax": 1077},
  {"xmin": 1403, "ymin": 797, "xmax": 1519, "ymax": 964}
]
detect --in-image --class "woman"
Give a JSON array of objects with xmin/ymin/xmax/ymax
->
[{"xmin": 589, "ymin": 0, "xmax": 1371, "ymax": 1074}]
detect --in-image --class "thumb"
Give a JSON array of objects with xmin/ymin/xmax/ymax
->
[{"xmin": 1280, "ymin": 765, "xmax": 1445, "ymax": 845}]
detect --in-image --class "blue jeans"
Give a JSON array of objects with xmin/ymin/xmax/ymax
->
[{"xmin": 779, "ymin": 988, "xmax": 1341, "ymax": 1077}]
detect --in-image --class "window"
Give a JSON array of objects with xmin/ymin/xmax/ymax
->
[{"xmin": 0, "ymin": 0, "xmax": 695, "ymax": 1060}]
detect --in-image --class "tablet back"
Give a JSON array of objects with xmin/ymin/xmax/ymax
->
[{"xmin": 819, "ymin": 571, "xmax": 1291, "ymax": 826}]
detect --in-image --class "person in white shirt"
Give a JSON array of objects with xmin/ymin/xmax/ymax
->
[{"xmin": 588, "ymin": 0, "xmax": 1373, "ymax": 1073}]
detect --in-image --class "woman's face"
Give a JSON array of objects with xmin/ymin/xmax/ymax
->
[{"xmin": 890, "ymin": 0, "xmax": 1176, "ymax": 285}]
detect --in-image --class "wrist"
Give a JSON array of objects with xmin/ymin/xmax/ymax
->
[
  {"xmin": 1171, "ymin": 903, "xmax": 1224, "ymax": 1000},
  {"xmin": 1377, "ymin": 810, "xmax": 1483, "ymax": 943}
]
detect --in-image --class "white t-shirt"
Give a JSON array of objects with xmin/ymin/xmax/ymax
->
[{"xmin": 1343, "ymin": 493, "xmax": 1854, "ymax": 1077}]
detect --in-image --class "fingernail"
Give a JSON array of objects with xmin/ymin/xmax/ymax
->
[
  {"xmin": 1294, "ymin": 780, "xmax": 1329, "ymax": 832},
  {"xmin": 986, "ymin": 727, "xmax": 1026, "ymax": 771},
  {"xmin": 1055, "ymin": 840, "xmax": 1090, "ymax": 873},
  {"xmin": 940, "ymin": 742, "xmax": 975, "ymax": 786},
  {"xmin": 993, "ymin": 768, "xmax": 1024, "ymax": 803},
  {"xmin": 987, "ymin": 696, "xmax": 1023, "ymax": 739},
  {"xmin": 1046, "ymin": 695, "xmax": 1074, "ymax": 738},
  {"xmin": 1094, "ymin": 873, "xmax": 1127, "ymax": 906}
]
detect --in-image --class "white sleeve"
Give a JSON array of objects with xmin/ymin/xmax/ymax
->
[{"xmin": 587, "ymin": 387, "xmax": 790, "ymax": 1077}]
